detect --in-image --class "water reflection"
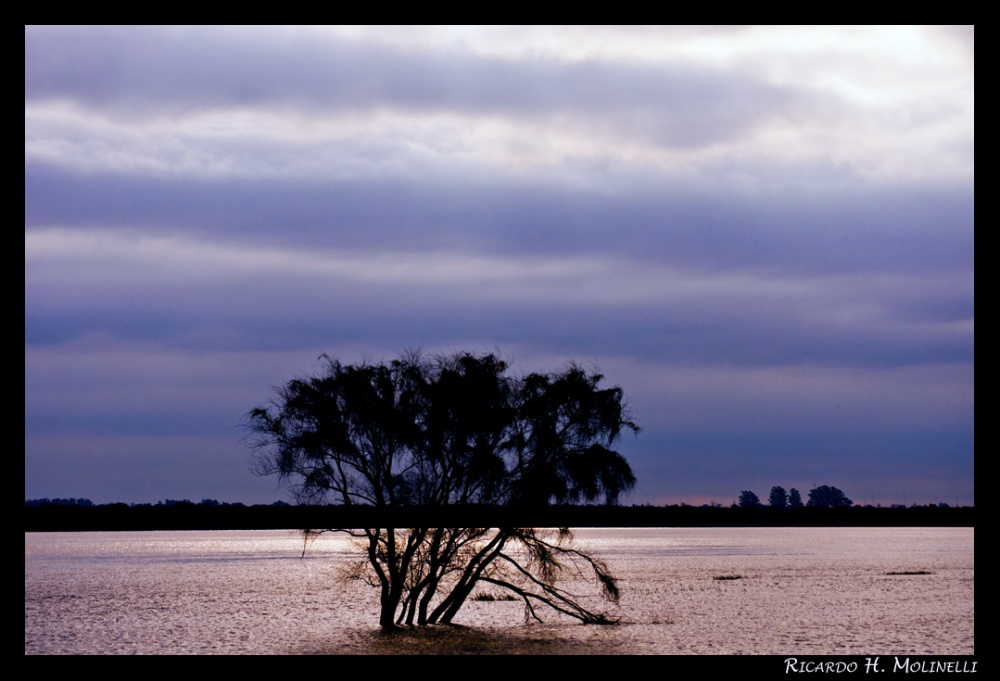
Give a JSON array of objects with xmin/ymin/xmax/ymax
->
[{"xmin": 25, "ymin": 527, "xmax": 973, "ymax": 655}]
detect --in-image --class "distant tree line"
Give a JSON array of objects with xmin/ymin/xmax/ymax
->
[
  {"xmin": 739, "ymin": 485, "xmax": 853, "ymax": 509},
  {"xmin": 26, "ymin": 498, "xmax": 972, "ymax": 532},
  {"xmin": 25, "ymin": 498, "xmax": 288, "ymax": 509},
  {"xmin": 24, "ymin": 497, "xmax": 95, "ymax": 508}
]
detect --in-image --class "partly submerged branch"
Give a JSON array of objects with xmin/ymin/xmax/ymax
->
[{"xmin": 480, "ymin": 569, "xmax": 619, "ymax": 625}]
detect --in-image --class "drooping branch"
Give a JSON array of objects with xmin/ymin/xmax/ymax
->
[
  {"xmin": 460, "ymin": 529, "xmax": 623, "ymax": 624},
  {"xmin": 480, "ymin": 568, "xmax": 618, "ymax": 625},
  {"xmin": 518, "ymin": 531, "xmax": 622, "ymax": 604}
]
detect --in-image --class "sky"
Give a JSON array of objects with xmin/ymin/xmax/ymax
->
[{"xmin": 25, "ymin": 26, "xmax": 974, "ymax": 507}]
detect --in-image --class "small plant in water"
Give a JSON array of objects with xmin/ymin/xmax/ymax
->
[
  {"xmin": 473, "ymin": 591, "xmax": 518, "ymax": 602},
  {"xmin": 713, "ymin": 574, "xmax": 744, "ymax": 581}
]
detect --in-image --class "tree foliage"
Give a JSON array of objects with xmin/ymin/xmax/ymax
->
[
  {"xmin": 769, "ymin": 486, "xmax": 788, "ymax": 509},
  {"xmin": 246, "ymin": 351, "xmax": 639, "ymax": 629},
  {"xmin": 807, "ymin": 485, "xmax": 853, "ymax": 508},
  {"xmin": 788, "ymin": 488, "xmax": 803, "ymax": 508},
  {"xmin": 738, "ymin": 490, "xmax": 761, "ymax": 508}
]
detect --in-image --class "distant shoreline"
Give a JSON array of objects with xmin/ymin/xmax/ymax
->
[{"xmin": 24, "ymin": 502, "xmax": 973, "ymax": 532}]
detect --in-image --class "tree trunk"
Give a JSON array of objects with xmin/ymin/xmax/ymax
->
[
  {"xmin": 437, "ymin": 582, "xmax": 475, "ymax": 624},
  {"xmin": 426, "ymin": 529, "xmax": 509, "ymax": 624}
]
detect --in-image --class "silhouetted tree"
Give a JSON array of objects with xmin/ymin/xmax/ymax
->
[
  {"xmin": 247, "ymin": 351, "xmax": 638, "ymax": 630},
  {"xmin": 738, "ymin": 490, "xmax": 761, "ymax": 508},
  {"xmin": 769, "ymin": 486, "xmax": 788, "ymax": 509},
  {"xmin": 788, "ymin": 488, "xmax": 803, "ymax": 508},
  {"xmin": 807, "ymin": 485, "xmax": 853, "ymax": 508}
]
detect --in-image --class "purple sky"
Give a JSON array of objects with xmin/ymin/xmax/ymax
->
[{"xmin": 25, "ymin": 26, "xmax": 974, "ymax": 507}]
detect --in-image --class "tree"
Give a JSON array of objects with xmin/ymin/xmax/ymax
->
[
  {"xmin": 807, "ymin": 485, "xmax": 853, "ymax": 508},
  {"xmin": 246, "ymin": 351, "xmax": 639, "ymax": 630},
  {"xmin": 788, "ymin": 488, "xmax": 803, "ymax": 508},
  {"xmin": 769, "ymin": 486, "xmax": 788, "ymax": 509},
  {"xmin": 738, "ymin": 490, "xmax": 761, "ymax": 508}
]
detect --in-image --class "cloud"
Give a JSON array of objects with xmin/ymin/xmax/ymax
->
[
  {"xmin": 26, "ymin": 26, "xmax": 972, "ymax": 185},
  {"xmin": 26, "ymin": 227, "xmax": 972, "ymax": 369}
]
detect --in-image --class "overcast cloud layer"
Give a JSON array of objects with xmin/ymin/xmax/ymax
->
[{"xmin": 25, "ymin": 26, "xmax": 974, "ymax": 506}]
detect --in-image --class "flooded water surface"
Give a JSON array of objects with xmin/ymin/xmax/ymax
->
[{"xmin": 25, "ymin": 527, "xmax": 973, "ymax": 655}]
